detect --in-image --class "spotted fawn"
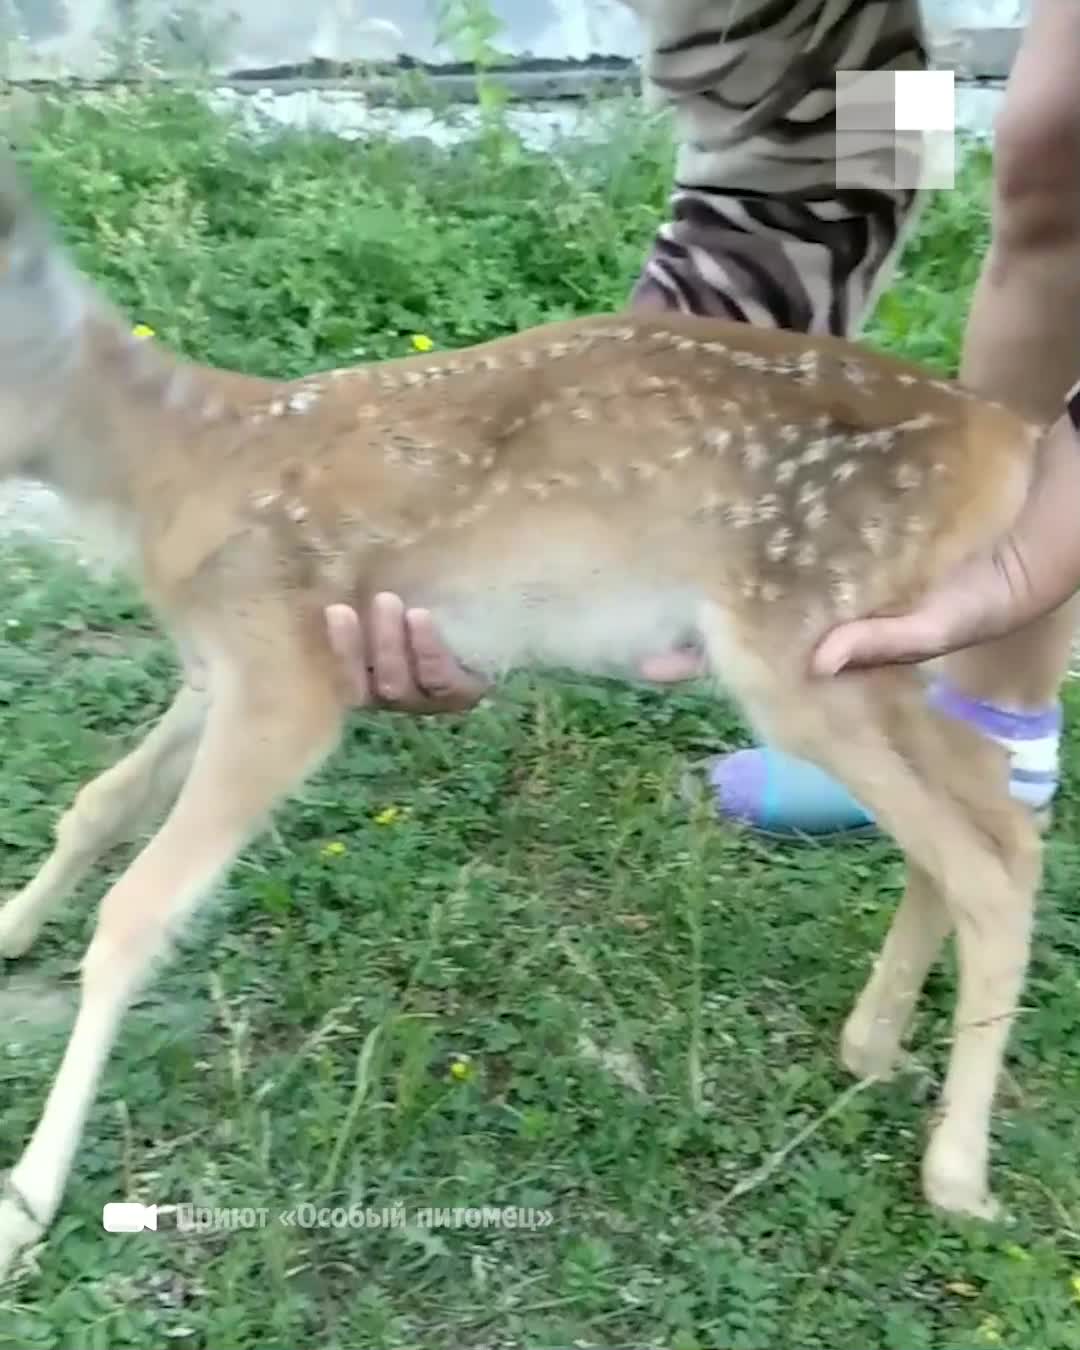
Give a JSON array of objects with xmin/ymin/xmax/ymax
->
[{"xmin": 0, "ymin": 158, "xmax": 1050, "ymax": 1279}]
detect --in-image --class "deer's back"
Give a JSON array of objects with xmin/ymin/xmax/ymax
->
[{"xmin": 137, "ymin": 314, "xmax": 1041, "ymax": 664}]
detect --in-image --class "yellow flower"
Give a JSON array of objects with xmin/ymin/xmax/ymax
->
[
  {"xmin": 321, "ymin": 840, "xmax": 347, "ymax": 858},
  {"xmin": 449, "ymin": 1055, "xmax": 473, "ymax": 1081},
  {"xmin": 410, "ymin": 334, "xmax": 434, "ymax": 352},
  {"xmin": 132, "ymin": 323, "xmax": 155, "ymax": 339},
  {"xmin": 975, "ymin": 1315, "xmax": 1003, "ymax": 1344},
  {"xmin": 1071, "ymin": 1272, "xmax": 1080, "ymax": 1303},
  {"xmin": 374, "ymin": 806, "xmax": 402, "ymax": 826}
]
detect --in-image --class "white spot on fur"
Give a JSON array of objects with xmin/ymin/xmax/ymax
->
[
  {"xmin": 795, "ymin": 540, "xmax": 817, "ymax": 567},
  {"xmin": 854, "ymin": 429, "xmax": 897, "ymax": 451},
  {"xmin": 705, "ymin": 428, "xmax": 733, "ymax": 453},
  {"xmin": 860, "ymin": 516, "xmax": 888, "ymax": 553},
  {"xmin": 805, "ymin": 500, "xmax": 828, "ymax": 530},
  {"xmin": 842, "ymin": 360, "xmax": 872, "ymax": 386},
  {"xmin": 765, "ymin": 527, "xmax": 791, "ymax": 561},
  {"xmin": 754, "ymin": 493, "xmax": 781, "ymax": 522},
  {"xmin": 800, "ymin": 440, "xmax": 830, "ymax": 466},
  {"xmin": 288, "ymin": 387, "xmax": 322, "ymax": 414},
  {"xmin": 450, "ymin": 501, "xmax": 491, "ymax": 526},
  {"xmin": 828, "ymin": 570, "xmax": 858, "ymax": 616},
  {"xmin": 775, "ymin": 458, "xmax": 797, "ymax": 484},
  {"xmin": 797, "ymin": 350, "xmax": 820, "ymax": 382}
]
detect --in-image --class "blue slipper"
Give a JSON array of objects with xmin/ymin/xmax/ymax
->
[
  {"xmin": 687, "ymin": 677, "xmax": 1063, "ymax": 841},
  {"xmin": 697, "ymin": 747, "xmax": 878, "ymax": 841}
]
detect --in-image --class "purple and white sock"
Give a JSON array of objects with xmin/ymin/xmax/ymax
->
[{"xmin": 927, "ymin": 679, "xmax": 1063, "ymax": 812}]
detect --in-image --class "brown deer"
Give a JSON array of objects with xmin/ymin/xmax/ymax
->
[{"xmin": 0, "ymin": 159, "xmax": 1048, "ymax": 1279}]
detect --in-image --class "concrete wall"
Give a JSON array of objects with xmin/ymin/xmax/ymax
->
[{"xmin": 3, "ymin": 0, "xmax": 1031, "ymax": 81}]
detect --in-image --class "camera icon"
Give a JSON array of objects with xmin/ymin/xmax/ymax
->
[{"xmin": 102, "ymin": 1202, "xmax": 159, "ymax": 1233}]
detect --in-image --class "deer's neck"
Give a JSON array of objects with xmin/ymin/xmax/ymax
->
[{"xmin": 29, "ymin": 307, "xmax": 249, "ymax": 525}]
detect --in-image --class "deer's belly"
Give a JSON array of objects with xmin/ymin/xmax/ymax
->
[{"xmin": 424, "ymin": 579, "xmax": 704, "ymax": 681}]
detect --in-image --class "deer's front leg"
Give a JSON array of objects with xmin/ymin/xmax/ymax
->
[
  {"xmin": 0, "ymin": 647, "xmax": 345, "ymax": 1281},
  {"xmin": 0, "ymin": 684, "xmax": 207, "ymax": 960}
]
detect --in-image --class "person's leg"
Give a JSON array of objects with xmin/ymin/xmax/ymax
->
[
  {"xmin": 628, "ymin": 0, "xmax": 930, "ymax": 334},
  {"xmin": 627, "ymin": 0, "xmax": 930, "ymax": 835},
  {"xmin": 632, "ymin": 0, "xmax": 1080, "ymax": 836}
]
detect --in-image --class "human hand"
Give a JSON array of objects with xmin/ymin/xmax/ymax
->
[
  {"xmin": 811, "ymin": 412, "xmax": 1080, "ymax": 675},
  {"xmin": 325, "ymin": 594, "xmax": 707, "ymax": 714},
  {"xmin": 325, "ymin": 593, "xmax": 491, "ymax": 713}
]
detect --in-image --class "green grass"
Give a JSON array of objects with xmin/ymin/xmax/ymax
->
[{"xmin": 2, "ymin": 89, "xmax": 1080, "ymax": 1349}]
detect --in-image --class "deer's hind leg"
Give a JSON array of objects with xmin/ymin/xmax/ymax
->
[
  {"xmin": 0, "ymin": 683, "xmax": 208, "ymax": 960},
  {"xmin": 702, "ymin": 611, "xmax": 1041, "ymax": 1219},
  {"xmin": 836, "ymin": 687, "xmax": 1039, "ymax": 1090},
  {"xmin": 839, "ymin": 859, "xmax": 952, "ymax": 1083}
]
